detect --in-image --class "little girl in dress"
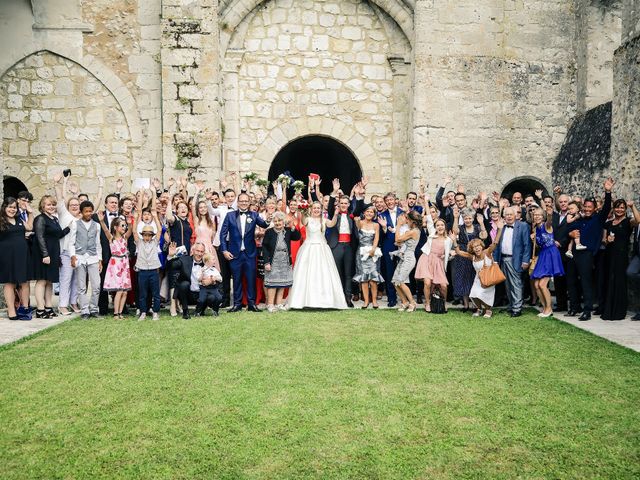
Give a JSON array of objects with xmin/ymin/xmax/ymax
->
[{"xmin": 98, "ymin": 212, "xmax": 132, "ymax": 319}]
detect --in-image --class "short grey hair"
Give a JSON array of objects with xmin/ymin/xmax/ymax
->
[
  {"xmin": 461, "ymin": 207, "xmax": 475, "ymax": 219},
  {"xmin": 273, "ymin": 211, "xmax": 286, "ymax": 222}
]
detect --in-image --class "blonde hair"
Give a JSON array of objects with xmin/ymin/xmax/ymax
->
[
  {"xmin": 38, "ymin": 195, "xmax": 57, "ymax": 213},
  {"xmin": 203, "ymin": 253, "xmax": 215, "ymax": 264}
]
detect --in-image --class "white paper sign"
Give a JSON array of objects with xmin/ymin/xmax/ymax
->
[{"xmin": 133, "ymin": 178, "xmax": 150, "ymax": 189}]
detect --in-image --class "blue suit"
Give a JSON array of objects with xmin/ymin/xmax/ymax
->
[
  {"xmin": 379, "ymin": 208, "xmax": 403, "ymax": 305},
  {"xmin": 220, "ymin": 210, "xmax": 269, "ymax": 307}
]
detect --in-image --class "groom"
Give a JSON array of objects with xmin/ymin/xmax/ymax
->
[
  {"xmin": 220, "ymin": 193, "xmax": 269, "ymax": 312},
  {"xmin": 327, "ymin": 179, "xmax": 363, "ymax": 308}
]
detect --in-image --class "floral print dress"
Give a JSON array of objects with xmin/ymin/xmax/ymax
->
[{"xmin": 103, "ymin": 237, "xmax": 132, "ymax": 292}]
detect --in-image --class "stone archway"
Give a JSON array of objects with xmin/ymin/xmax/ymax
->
[
  {"xmin": 3, "ymin": 176, "xmax": 28, "ymax": 199},
  {"xmin": 501, "ymin": 176, "xmax": 549, "ymax": 201},
  {"xmin": 268, "ymin": 135, "xmax": 363, "ymax": 194}
]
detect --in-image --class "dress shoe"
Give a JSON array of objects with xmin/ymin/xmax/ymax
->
[
  {"xmin": 346, "ymin": 299, "xmax": 354, "ymax": 308},
  {"xmin": 578, "ymin": 312, "xmax": 591, "ymax": 321},
  {"xmin": 387, "ymin": 301, "xmax": 397, "ymax": 308},
  {"xmin": 227, "ymin": 305, "xmax": 243, "ymax": 313},
  {"xmin": 631, "ymin": 312, "xmax": 640, "ymax": 321},
  {"xmin": 593, "ymin": 307, "xmax": 603, "ymax": 316},
  {"xmin": 81, "ymin": 313, "xmax": 91, "ymax": 319},
  {"xmin": 221, "ymin": 301, "xmax": 230, "ymax": 309},
  {"xmin": 509, "ymin": 311, "xmax": 522, "ymax": 318},
  {"xmin": 247, "ymin": 305, "xmax": 261, "ymax": 312},
  {"xmin": 182, "ymin": 311, "xmax": 191, "ymax": 320},
  {"xmin": 211, "ymin": 310, "xmax": 219, "ymax": 317},
  {"xmin": 90, "ymin": 313, "xmax": 100, "ymax": 319},
  {"xmin": 566, "ymin": 309, "xmax": 581, "ymax": 317}
]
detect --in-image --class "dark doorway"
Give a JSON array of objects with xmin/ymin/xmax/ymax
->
[
  {"xmin": 3, "ymin": 176, "xmax": 28, "ymax": 200},
  {"xmin": 268, "ymin": 136, "xmax": 362, "ymax": 195},
  {"xmin": 501, "ymin": 177, "xmax": 548, "ymax": 202}
]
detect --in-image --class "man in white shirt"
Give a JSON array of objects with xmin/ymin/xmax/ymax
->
[{"xmin": 69, "ymin": 201, "xmax": 103, "ymax": 318}]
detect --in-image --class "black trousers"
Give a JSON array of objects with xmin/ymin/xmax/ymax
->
[
  {"xmin": 176, "ymin": 281, "xmax": 200, "ymax": 312},
  {"xmin": 98, "ymin": 262, "xmax": 109, "ymax": 315},
  {"xmin": 567, "ymin": 250, "xmax": 594, "ymax": 312},
  {"xmin": 553, "ymin": 254, "xmax": 570, "ymax": 311},
  {"xmin": 216, "ymin": 246, "xmax": 231, "ymax": 305},
  {"xmin": 332, "ymin": 242, "xmax": 353, "ymax": 296},
  {"xmin": 198, "ymin": 285, "xmax": 222, "ymax": 312}
]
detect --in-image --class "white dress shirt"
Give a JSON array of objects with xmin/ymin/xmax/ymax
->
[
  {"xmin": 208, "ymin": 199, "xmax": 238, "ymax": 247},
  {"xmin": 191, "ymin": 261, "xmax": 204, "ymax": 292},
  {"xmin": 68, "ymin": 219, "xmax": 102, "ymax": 265},
  {"xmin": 239, "ymin": 211, "xmax": 247, "ymax": 251},
  {"xmin": 501, "ymin": 224, "xmax": 515, "ymax": 255}
]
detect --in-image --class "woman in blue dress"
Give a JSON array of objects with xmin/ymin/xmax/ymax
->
[{"xmin": 530, "ymin": 206, "xmax": 564, "ymax": 318}]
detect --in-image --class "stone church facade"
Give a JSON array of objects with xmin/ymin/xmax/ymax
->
[{"xmin": 0, "ymin": 0, "xmax": 638, "ymax": 199}]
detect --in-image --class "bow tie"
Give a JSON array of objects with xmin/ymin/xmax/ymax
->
[
  {"xmin": 108, "ymin": 212, "xmax": 119, "ymax": 217},
  {"xmin": 239, "ymin": 211, "xmax": 248, "ymax": 216},
  {"xmin": 504, "ymin": 225, "xmax": 514, "ymax": 229},
  {"xmin": 194, "ymin": 261, "xmax": 204, "ymax": 267}
]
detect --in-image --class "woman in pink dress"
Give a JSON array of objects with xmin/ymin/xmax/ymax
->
[
  {"xmin": 98, "ymin": 212, "xmax": 132, "ymax": 319},
  {"xmin": 415, "ymin": 215, "xmax": 453, "ymax": 312},
  {"xmin": 191, "ymin": 187, "xmax": 219, "ymax": 269}
]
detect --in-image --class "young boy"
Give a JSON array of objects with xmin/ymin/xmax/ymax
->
[
  {"xmin": 197, "ymin": 253, "xmax": 223, "ymax": 316},
  {"xmin": 133, "ymin": 189, "xmax": 162, "ymax": 321},
  {"xmin": 69, "ymin": 201, "xmax": 102, "ymax": 319}
]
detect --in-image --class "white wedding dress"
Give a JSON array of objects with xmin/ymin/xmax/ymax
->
[{"xmin": 287, "ymin": 217, "xmax": 348, "ymax": 309}]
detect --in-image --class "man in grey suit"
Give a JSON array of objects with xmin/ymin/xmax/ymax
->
[{"xmin": 493, "ymin": 207, "xmax": 532, "ymax": 317}]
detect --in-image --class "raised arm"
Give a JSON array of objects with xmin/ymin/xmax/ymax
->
[
  {"xmin": 629, "ymin": 200, "xmax": 640, "ymax": 227},
  {"xmin": 165, "ymin": 199, "xmax": 176, "ymax": 225},
  {"xmin": 97, "ymin": 210, "xmax": 113, "ymax": 242},
  {"xmin": 92, "ymin": 176, "xmax": 104, "ymax": 207}
]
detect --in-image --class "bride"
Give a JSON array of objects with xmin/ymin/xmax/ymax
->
[{"xmin": 287, "ymin": 201, "xmax": 348, "ymax": 309}]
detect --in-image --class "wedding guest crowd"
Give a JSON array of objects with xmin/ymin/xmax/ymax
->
[{"xmin": 1, "ymin": 170, "xmax": 639, "ymax": 323}]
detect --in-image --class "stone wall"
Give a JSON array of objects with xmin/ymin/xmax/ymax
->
[
  {"xmin": 0, "ymin": 51, "xmax": 132, "ymax": 198},
  {"xmin": 226, "ymin": 0, "xmax": 406, "ymax": 194},
  {"xmin": 412, "ymin": 0, "xmax": 578, "ymax": 194},
  {"xmin": 611, "ymin": 0, "xmax": 640, "ymax": 199},
  {"xmin": 575, "ymin": 0, "xmax": 622, "ymax": 112}
]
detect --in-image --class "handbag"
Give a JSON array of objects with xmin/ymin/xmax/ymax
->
[
  {"xmin": 478, "ymin": 255, "xmax": 506, "ymax": 288},
  {"xmin": 430, "ymin": 292, "xmax": 446, "ymax": 314}
]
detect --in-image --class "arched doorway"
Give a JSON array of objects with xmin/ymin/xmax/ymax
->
[
  {"xmin": 268, "ymin": 136, "xmax": 363, "ymax": 195},
  {"xmin": 3, "ymin": 176, "xmax": 28, "ymax": 199},
  {"xmin": 501, "ymin": 177, "xmax": 548, "ymax": 202}
]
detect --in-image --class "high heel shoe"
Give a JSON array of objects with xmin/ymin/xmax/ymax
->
[
  {"xmin": 58, "ymin": 307, "xmax": 72, "ymax": 316},
  {"xmin": 361, "ymin": 304, "xmax": 370, "ymax": 309},
  {"xmin": 406, "ymin": 303, "xmax": 416, "ymax": 313},
  {"xmin": 35, "ymin": 309, "xmax": 47, "ymax": 319},
  {"xmin": 372, "ymin": 304, "xmax": 379, "ymax": 309},
  {"xmin": 70, "ymin": 304, "xmax": 81, "ymax": 313},
  {"xmin": 45, "ymin": 308, "xmax": 57, "ymax": 318}
]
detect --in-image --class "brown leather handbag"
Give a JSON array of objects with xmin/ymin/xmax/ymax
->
[{"xmin": 478, "ymin": 255, "xmax": 506, "ymax": 288}]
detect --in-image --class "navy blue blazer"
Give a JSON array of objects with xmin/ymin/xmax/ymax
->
[
  {"xmin": 219, "ymin": 210, "xmax": 269, "ymax": 258},
  {"xmin": 493, "ymin": 220, "xmax": 532, "ymax": 273},
  {"xmin": 379, "ymin": 208, "xmax": 403, "ymax": 252}
]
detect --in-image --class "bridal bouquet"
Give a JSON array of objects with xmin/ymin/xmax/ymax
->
[
  {"xmin": 298, "ymin": 199, "xmax": 310, "ymax": 213},
  {"xmin": 243, "ymin": 172, "xmax": 258, "ymax": 181},
  {"xmin": 277, "ymin": 173, "xmax": 291, "ymax": 186},
  {"xmin": 359, "ymin": 246, "xmax": 382, "ymax": 261},
  {"xmin": 255, "ymin": 178, "xmax": 269, "ymax": 188},
  {"xmin": 291, "ymin": 180, "xmax": 305, "ymax": 194}
]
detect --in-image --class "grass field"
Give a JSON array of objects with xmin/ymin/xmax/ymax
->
[{"xmin": 1, "ymin": 309, "xmax": 639, "ymax": 479}]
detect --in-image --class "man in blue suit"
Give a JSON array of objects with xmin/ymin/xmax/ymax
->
[
  {"xmin": 378, "ymin": 192, "xmax": 403, "ymax": 307},
  {"xmin": 220, "ymin": 193, "xmax": 269, "ymax": 312},
  {"xmin": 493, "ymin": 206, "xmax": 532, "ymax": 317}
]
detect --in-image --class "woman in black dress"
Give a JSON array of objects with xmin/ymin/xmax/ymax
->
[
  {"xmin": 32, "ymin": 195, "xmax": 70, "ymax": 318},
  {"xmin": 0, "ymin": 197, "xmax": 33, "ymax": 320},
  {"xmin": 601, "ymin": 199, "xmax": 638, "ymax": 320}
]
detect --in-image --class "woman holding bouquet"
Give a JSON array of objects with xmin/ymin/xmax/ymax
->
[{"xmin": 353, "ymin": 204, "xmax": 383, "ymax": 308}]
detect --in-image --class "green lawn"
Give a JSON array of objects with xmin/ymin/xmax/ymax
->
[{"xmin": 0, "ymin": 310, "xmax": 639, "ymax": 479}]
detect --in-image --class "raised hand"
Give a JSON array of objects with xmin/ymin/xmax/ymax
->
[
  {"xmin": 442, "ymin": 176, "xmax": 452, "ymax": 186},
  {"xmin": 98, "ymin": 176, "xmax": 105, "ymax": 188},
  {"xmin": 452, "ymin": 205, "xmax": 460, "ymax": 217},
  {"xmin": 97, "ymin": 210, "xmax": 105, "ymax": 222},
  {"xmin": 68, "ymin": 181, "xmax": 79, "ymax": 195},
  {"xmin": 168, "ymin": 241, "xmax": 177, "ymax": 257},
  {"xmin": 496, "ymin": 218, "xmax": 505, "ymax": 229},
  {"xmin": 604, "ymin": 177, "xmax": 614, "ymax": 192},
  {"xmin": 152, "ymin": 177, "xmax": 161, "ymax": 191},
  {"xmin": 535, "ymin": 189, "xmax": 543, "ymax": 199},
  {"xmin": 476, "ymin": 213, "xmax": 484, "ymax": 225},
  {"xmin": 53, "ymin": 172, "xmax": 63, "ymax": 184},
  {"xmin": 377, "ymin": 216, "xmax": 387, "ymax": 229},
  {"xmin": 115, "ymin": 178, "xmax": 123, "ymax": 192},
  {"xmin": 204, "ymin": 189, "xmax": 213, "ymax": 201},
  {"xmin": 456, "ymin": 183, "xmax": 465, "ymax": 193},
  {"xmin": 553, "ymin": 185, "xmax": 562, "ymax": 195},
  {"xmin": 179, "ymin": 177, "xmax": 187, "ymax": 188},
  {"xmin": 471, "ymin": 198, "xmax": 479, "ymax": 209},
  {"xmin": 194, "ymin": 179, "xmax": 205, "ymax": 191},
  {"xmin": 361, "ymin": 176, "xmax": 369, "ymax": 188},
  {"xmin": 492, "ymin": 191, "xmax": 500, "ymax": 203},
  {"xmin": 628, "ymin": 200, "xmax": 635, "ymax": 209},
  {"xmin": 332, "ymin": 178, "xmax": 340, "ymax": 193},
  {"xmin": 168, "ymin": 177, "xmax": 176, "ymax": 189}
]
